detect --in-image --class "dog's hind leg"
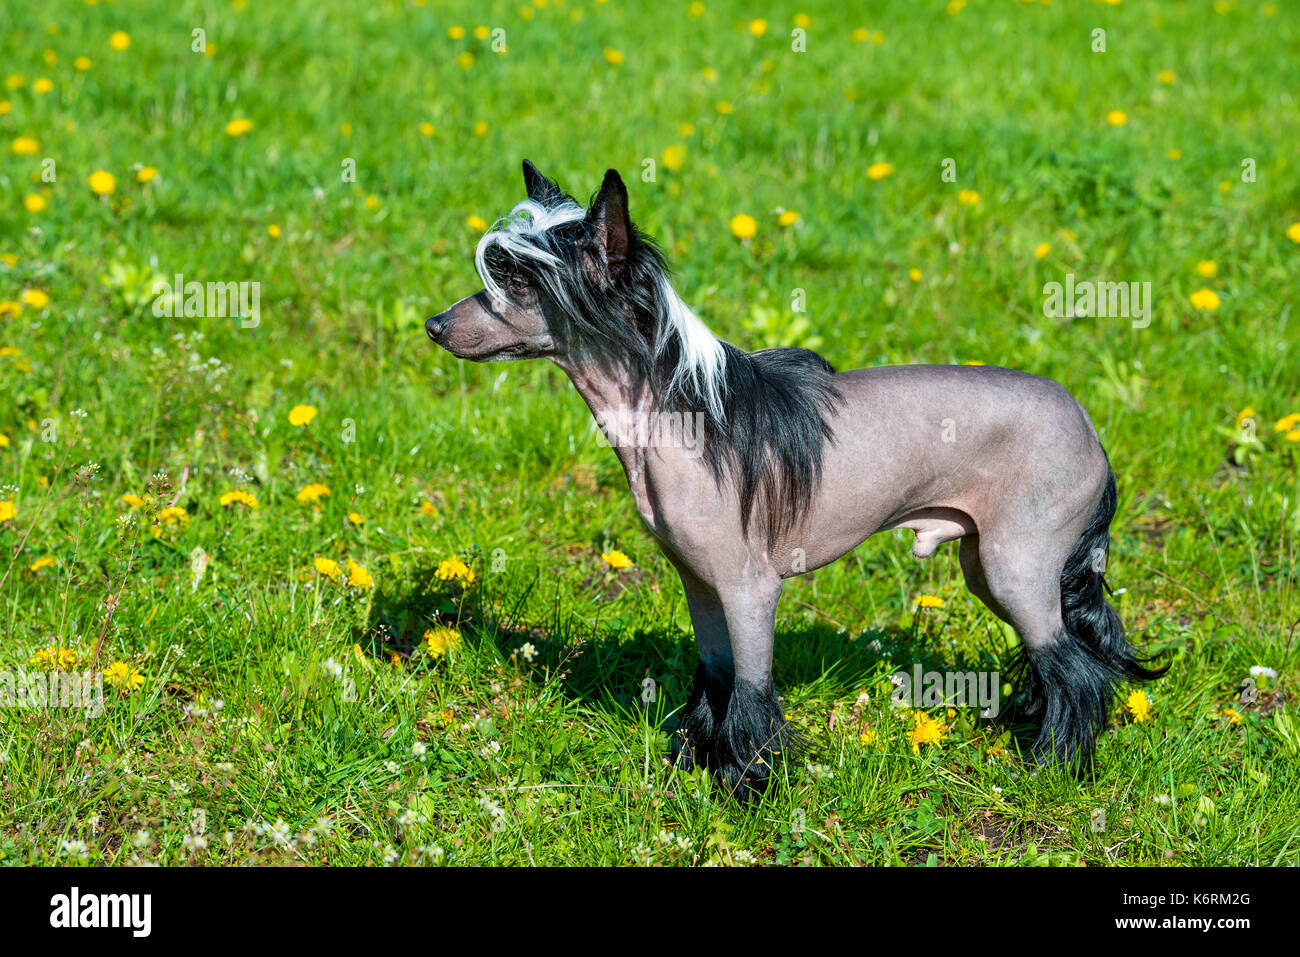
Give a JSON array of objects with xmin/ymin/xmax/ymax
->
[
  {"xmin": 672, "ymin": 568, "xmax": 795, "ymax": 800},
  {"xmin": 960, "ymin": 527, "xmax": 1105, "ymax": 766},
  {"xmin": 967, "ymin": 470, "xmax": 1165, "ymax": 768}
]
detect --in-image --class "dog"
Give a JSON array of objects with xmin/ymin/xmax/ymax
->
[{"xmin": 426, "ymin": 161, "xmax": 1166, "ymax": 797}]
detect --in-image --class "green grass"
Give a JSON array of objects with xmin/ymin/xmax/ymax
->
[{"xmin": 1, "ymin": 0, "xmax": 1298, "ymax": 866}]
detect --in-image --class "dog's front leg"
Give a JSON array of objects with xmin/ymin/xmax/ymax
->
[{"xmin": 673, "ymin": 570, "xmax": 794, "ymax": 800}]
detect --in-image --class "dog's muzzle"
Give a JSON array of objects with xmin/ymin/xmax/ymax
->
[{"xmin": 425, "ymin": 313, "xmax": 448, "ymax": 342}]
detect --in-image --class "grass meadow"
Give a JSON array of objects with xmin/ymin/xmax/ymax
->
[{"xmin": 1, "ymin": 0, "xmax": 1299, "ymax": 867}]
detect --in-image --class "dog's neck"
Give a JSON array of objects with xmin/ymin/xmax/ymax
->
[{"xmin": 551, "ymin": 354, "xmax": 661, "ymax": 528}]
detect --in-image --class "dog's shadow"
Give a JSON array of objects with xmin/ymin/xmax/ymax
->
[{"xmin": 360, "ymin": 563, "xmax": 1026, "ymax": 755}]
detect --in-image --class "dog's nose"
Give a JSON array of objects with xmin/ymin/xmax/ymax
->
[{"xmin": 425, "ymin": 313, "xmax": 448, "ymax": 342}]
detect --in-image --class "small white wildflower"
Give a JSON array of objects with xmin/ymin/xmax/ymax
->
[
  {"xmin": 322, "ymin": 657, "xmax": 343, "ymax": 678},
  {"xmin": 518, "ymin": 642, "xmax": 537, "ymax": 663}
]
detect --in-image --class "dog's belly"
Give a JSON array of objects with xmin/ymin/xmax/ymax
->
[{"xmin": 770, "ymin": 363, "xmax": 1108, "ymax": 577}]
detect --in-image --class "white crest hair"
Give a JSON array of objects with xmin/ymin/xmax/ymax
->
[
  {"xmin": 472, "ymin": 196, "xmax": 728, "ymax": 424},
  {"xmin": 657, "ymin": 278, "xmax": 727, "ymax": 422},
  {"xmin": 474, "ymin": 199, "xmax": 586, "ymax": 303}
]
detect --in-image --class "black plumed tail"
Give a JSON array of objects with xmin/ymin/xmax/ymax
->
[{"xmin": 1014, "ymin": 466, "xmax": 1168, "ymax": 768}]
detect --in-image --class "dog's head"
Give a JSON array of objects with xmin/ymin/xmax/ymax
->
[{"xmin": 425, "ymin": 160, "xmax": 638, "ymax": 362}]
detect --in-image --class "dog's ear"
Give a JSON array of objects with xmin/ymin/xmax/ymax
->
[
  {"xmin": 585, "ymin": 169, "xmax": 632, "ymax": 273},
  {"xmin": 522, "ymin": 159, "xmax": 562, "ymax": 203}
]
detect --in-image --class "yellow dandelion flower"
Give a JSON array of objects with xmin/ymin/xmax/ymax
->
[
  {"xmin": 419, "ymin": 121, "xmax": 435, "ymax": 137},
  {"xmin": 1189, "ymin": 287, "xmax": 1220, "ymax": 311},
  {"xmin": 601, "ymin": 550, "xmax": 633, "ymax": 569},
  {"xmin": 1195, "ymin": 260, "xmax": 1217, "ymax": 278},
  {"xmin": 473, "ymin": 120, "xmax": 489, "ymax": 136},
  {"xmin": 296, "ymin": 482, "xmax": 331, "ymax": 504},
  {"xmin": 219, "ymin": 490, "xmax": 259, "ymax": 509},
  {"xmin": 0, "ymin": 431, "xmax": 8, "ymax": 446},
  {"xmin": 457, "ymin": 51, "xmax": 476, "ymax": 69},
  {"xmin": 423, "ymin": 625, "xmax": 462, "ymax": 658},
  {"xmin": 603, "ymin": 48, "xmax": 624, "ymax": 64},
  {"xmin": 121, "ymin": 493, "xmax": 145, "ymax": 508},
  {"xmin": 867, "ymin": 162, "xmax": 894, "ymax": 181},
  {"xmin": 909, "ymin": 711, "xmax": 946, "ymax": 753},
  {"xmin": 4, "ymin": 75, "xmax": 24, "ymax": 90},
  {"xmin": 21, "ymin": 289, "xmax": 50, "ymax": 309},
  {"xmin": 1158, "ymin": 69, "xmax": 1176, "ymax": 84},
  {"xmin": 448, "ymin": 25, "xmax": 466, "ymax": 39},
  {"xmin": 1219, "ymin": 707, "xmax": 1242, "ymax": 725},
  {"xmin": 794, "ymin": 14, "xmax": 811, "ymax": 29},
  {"xmin": 1035, "ymin": 242, "xmax": 1052, "ymax": 260},
  {"xmin": 224, "ymin": 117, "xmax": 253, "ymax": 137},
  {"xmin": 267, "ymin": 224, "xmax": 281, "ymax": 238},
  {"xmin": 1126, "ymin": 689, "xmax": 1152, "ymax": 723},
  {"xmin": 1167, "ymin": 148, "xmax": 1183, "ymax": 161},
  {"xmin": 908, "ymin": 268, "xmax": 922, "ymax": 282},
  {"xmin": 852, "ymin": 27, "xmax": 870, "ymax": 42},
  {"xmin": 30, "ymin": 555, "xmax": 55, "ymax": 571},
  {"xmin": 88, "ymin": 170, "xmax": 116, "ymax": 196},
  {"xmin": 137, "ymin": 166, "xmax": 157, "ymax": 183},
  {"xmin": 104, "ymin": 661, "xmax": 145, "ymax": 691},
  {"xmin": 474, "ymin": 25, "xmax": 491, "ymax": 39},
  {"xmin": 914, "ymin": 594, "xmax": 944, "ymax": 608},
  {"xmin": 778, "ymin": 209, "xmax": 800, "ymax": 227},
  {"xmin": 74, "ymin": 56, "xmax": 92, "ymax": 70},
  {"xmin": 729, "ymin": 213, "xmax": 757, "ymax": 239},
  {"xmin": 859, "ymin": 728, "xmax": 877, "ymax": 746},
  {"xmin": 662, "ymin": 143, "xmax": 687, "ymax": 172},
  {"xmin": 11, "ymin": 136, "xmax": 39, "ymax": 156},
  {"xmin": 420, "ymin": 500, "xmax": 439, "ymax": 517},
  {"xmin": 1106, "ymin": 110, "xmax": 1128, "ymax": 126},
  {"xmin": 109, "ymin": 31, "xmax": 131, "ymax": 51},
  {"xmin": 288, "ymin": 404, "xmax": 317, "ymax": 426},
  {"xmin": 156, "ymin": 506, "xmax": 188, "ymax": 524},
  {"xmin": 314, "ymin": 556, "xmax": 341, "ymax": 580},
  {"xmin": 30, "ymin": 646, "xmax": 79, "ymax": 669},
  {"xmin": 467, "ymin": 215, "xmax": 488, "ymax": 231},
  {"xmin": 1235, "ymin": 406, "xmax": 1255, "ymax": 429},
  {"xmin": 947, "ymin": 0, "xmax": 967, "ymax": 14},
  {"xmin": 748, "ymin": 18, "xmax": 767, "ymax": 37},
  {"xmin": 346, "ymin": 559, "xmax": 373, "ymax": 590},
  {"xmin": 957, "ymin": 189, "xmax": 980, "ymax": 206},
  {"xmin": 348, "ymin": 512, "xmax": 364, "ymax": 525},
  {"xmin": 33, "ymin": 78, "xmax": 53, "ymax": 94},
  {"xmin": 1273, "ymin": 413, "xmax": 1300, "ymax": 433},
  {"xmin": 24, "ymin": 194, "xmax": 47, "ymax": 213},
  {"xmin": 715, "ymin": 99, "xmax": 734, "ymax": 114},
  {"xmin": 0, "ymin": 500, "xmax": 17, "ymax": 522},
  {"xmin": 1286, "ymin": 222, "xmax": 1300, "ymax": 244},
  {"xmin": 435, "ymin": 556, "xmax": 476, "ymax": 584}
]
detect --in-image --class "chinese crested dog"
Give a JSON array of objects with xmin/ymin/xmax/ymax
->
[{"xmin": 426, "ymin": 161, "xmax": 1166, "ymax": 797}]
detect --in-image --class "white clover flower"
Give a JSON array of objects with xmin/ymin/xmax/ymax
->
[
  {"xmin": 1249, "ymin": 665, "xmax": 1278, "ymax": 680},
  {"xmin": 518, "ymin": 642, "xmax": 537, "ymax": 662}
]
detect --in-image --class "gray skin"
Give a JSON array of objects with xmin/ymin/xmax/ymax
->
[{"xmin": 426, "ymin": 171, "xmax": 1110, "ymax": 759}]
